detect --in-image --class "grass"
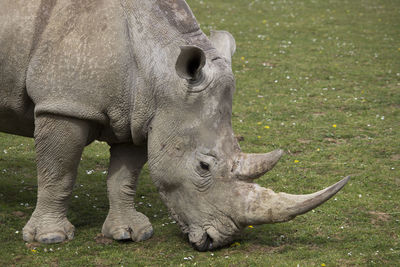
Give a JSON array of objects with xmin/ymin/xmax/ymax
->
[{"xmin": 1, "ymin": 0, "xmax": 399, "ymax": 265}]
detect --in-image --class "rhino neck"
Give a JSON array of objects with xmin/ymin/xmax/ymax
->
[{"xmin": 121, "ymin": 0, "xmax": 215, "ymax": 144}]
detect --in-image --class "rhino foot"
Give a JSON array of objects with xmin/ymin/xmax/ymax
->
[
  {"xmin": 23, "ymin": 215, "xmax": 75, "ymax": 244},
  {"xmin": 102, "ymin": 211, "xmax": 153, "ymax": 242}
]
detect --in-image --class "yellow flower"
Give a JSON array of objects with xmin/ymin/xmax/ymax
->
[
  {"xmin": 257, "ymin": 136, "xmax": 261, "ymax": 139},
  {"xmin": 262, "ymin": 19, "xmax": 267, "ymax": 24},
  {"xmin": 321, "ymin": 264, "xmax": 326, "ymax": 267},
  {"xmin": 248, "ymin": 225, "xmax": 254, "ymax": 228},
  {"xmin": 31, "ymin": 249, "xmax": 37, "ymax": 253},
  {"xmin": 257, "ymin": 122, "xmax": 262, "ymax": 125},
  {"xmin": 241, "ymin": 56, "xmax": 245, "ymax": 61},
  {"xmin": 332, "ymin": 124, "xmax": 337, "ymax": 128},
  {"xmin": 317, "ymin": 148, "xmax": 320, "ymax": 151},
  {"xmin": 231, "ymin": 242, "xmax": 241, "ymax": 247},
  {"xmin": 294, "ymin": 160, "xmax": 299, "ymax": 163},
  {"xmin": 264, "ymin": 125, "xmax": 270, "ymax": 129}
]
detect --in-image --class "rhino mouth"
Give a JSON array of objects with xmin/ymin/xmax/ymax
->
[
  {"xmin": 188, "ymin": 222, "xmax": 239, "ymax": 251},
  {"xmin": 190, "ymin": 232, "xmax": 213, "ymax": 252}
]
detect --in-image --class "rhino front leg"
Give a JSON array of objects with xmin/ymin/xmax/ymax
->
[
  {"xmin": 23, "ymin": 115, "xmax": 91, "ymax": 244},
  {"xmin": 102, "ymin": 144, "xmax": 153, "ymax": 242}
]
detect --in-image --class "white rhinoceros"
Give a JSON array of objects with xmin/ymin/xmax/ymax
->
[{"xmin": 0, "ymin": 0, "xmax": 349, "ymax": 251}]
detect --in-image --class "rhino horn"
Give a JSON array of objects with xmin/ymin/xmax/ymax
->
[
  {"xmin": 232, "ymin": 149, "xmax": 284, "ymax": 181},
  {"xmin": 239, "ymin": 176, "xmax": 350, "ymax": 225}
]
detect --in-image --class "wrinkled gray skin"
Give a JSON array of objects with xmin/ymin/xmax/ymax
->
[{"xmin": 0, "ymin": 0, "xmax": 349, "ymax": 251}]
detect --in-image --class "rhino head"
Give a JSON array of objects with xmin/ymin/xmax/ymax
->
[{"xmin": 145, "ymin": 31, "xmax": 349, "ymax": 251}]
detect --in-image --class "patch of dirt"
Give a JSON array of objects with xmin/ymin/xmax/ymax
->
[
  {"xmin": 391, "ymin": 154, "xmax": 400, "ymax": 161},
  {"xmin": 324, "ymin": 138, "xmax": 346, "ymax": 144},
  {"xmin": 95, "ymin": 258, "xmax": 111, "ymax": 267},
  {"xmin": 330, "ymin": 233, "xmax": 345, "ymax": 241},
  {"xmin": 287, "ymin": 150, "xmax": 303, "ymax": 155},
  {"xmin": 369, "ymin": 211, "xmax": 391, "ymax": 225},
  {"xmin": 390, "ymin": 231, "xmax": 398, "ymax": 240},
  {"xmin": 244, "ymin": 243, "xmax": 286, "ymax": 254},
  {"xmin": 297, "ymin": 139, "xmax": 312, "ymax": 144},
  {"xmin": 235, "ymin": 135, "xmax": 245, "ymax": 142},
  {"xmin": 94, "ymin": 233, "xmax": 113, "ymax": 245},
  {"xmin": 262, "ymin": 62, "xmax": 276, "ymax": 67},
  {"xmin": 50, "ymin": 259, "xmax": 59, "ymax": 267},
  {"xmin": 93, "ymin": 164, "xmax": 107, "ymax": 172},
  {"xmin": 12, "ymin": 211, "xmax": 26, "ymax": 218},
  {"xmin": 391, "ymin": 104, "xmax": 400, "ymax": 109},
  {"xmin": 13, "ymin": 256, "xmax": 23, "ymax": 263},
  {"xmin": 307, "ymin": 244, "xmax": 323, "ymax": 251}
]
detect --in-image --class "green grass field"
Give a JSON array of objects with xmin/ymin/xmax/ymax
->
[{"xmin": 1, "ymin": 0, "xmax": 399, "ymax": 266}]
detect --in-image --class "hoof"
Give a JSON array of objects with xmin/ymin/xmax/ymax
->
[
  {"xmin": 37, "ymin": 232, "xmax": 68, "ymax": 244},
  {"xmin": 102, "ymin": 211, "xmax": 153, "ymax": 242},
  {"xmin": 23, "ymin": 215, "xmax": 75, "ymax": 244},
  {"xmin": 112, "ymin": 229, "xmax": 131, "ymax": 240},
  {"xmin": 133, "ymin": 225, "xmax": 154, "ymax": 242}
]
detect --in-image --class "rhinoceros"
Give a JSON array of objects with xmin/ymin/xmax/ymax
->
[{"xmin": 0, "ymin": 0, "xmax": 349, "ymax": 251}]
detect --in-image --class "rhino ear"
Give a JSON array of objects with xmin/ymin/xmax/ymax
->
[
  {"xmin": 209, "ymin": 30, "xmax": 236, "ymax": 64},
  {"xmin": 176, "ymin": 45, "xmax": 206, "ymax": 82}
]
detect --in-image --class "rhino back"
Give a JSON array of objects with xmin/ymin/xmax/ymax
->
[{"xmin": 25, "ymin": 0, "xmax": 134, "ymax": 142}]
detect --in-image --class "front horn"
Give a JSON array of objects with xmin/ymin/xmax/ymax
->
[
  {"xmin": 239, "ymin": 176, "xmax": 350, "ymax": 226},
  {"xmin": 232, "ymin": 149, "xmax": 284, "ymax": 181}
]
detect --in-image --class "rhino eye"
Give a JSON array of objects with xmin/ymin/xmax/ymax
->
[
  {"xmin": 195, "ymin": 152, "xmax": 216, "ymax": 177},
  {"xmin": 199, "ymin": 161, "xmax": 210, "ymax": 171}
]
